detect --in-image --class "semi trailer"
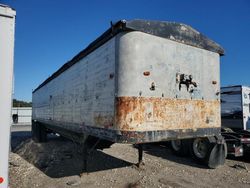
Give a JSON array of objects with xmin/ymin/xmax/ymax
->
[
  {"xmin": 221, "ymin": 85, "xmax": 250, "ymax": 157},
  {"xmin": 32, "ymin": 19, "xmax": 226, "ymax": 169},
  {"xmin": 0, "ymin": 4, "xmax": 16, "ymax": 188}
]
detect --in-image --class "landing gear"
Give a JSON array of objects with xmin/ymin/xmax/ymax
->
[
  {"xmin": 80, "ymin": 136, "xmax": 100, "ymax": 176},
  {"xmin": 81, "ymin": 143, "xmax": 89, "ymax": 175},
  {"xmin": 137, "ymin": 144, "xmax": 144, "ymax": 168},
  {"xmin": 80, "ymin": 136, "xmax": 114, "ymax": 176},
  {"xmin": 32, "ymin": 121, "xmax": 47, "ymax": 143}
]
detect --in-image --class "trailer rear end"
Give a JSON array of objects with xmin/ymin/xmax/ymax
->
[{"xmin": 32, "ymin": 19, "xmax": 225, "ymax": 168}]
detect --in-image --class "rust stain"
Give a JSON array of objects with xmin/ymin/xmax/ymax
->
[
  {"xmin": 94, "ymin": 114, "xmax": 114, "ymax": 129},
  {"xmin": 143, "ymin": 71, "xmax": 150, "ymax": 76},
  {"xmin": 115, "ymin": 97, "xmax": 220, "ymax": 131}
]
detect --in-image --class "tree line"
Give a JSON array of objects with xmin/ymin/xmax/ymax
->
[{"xmin": 13, "ymin": 99, "xmax": 32, "ymax": 107}]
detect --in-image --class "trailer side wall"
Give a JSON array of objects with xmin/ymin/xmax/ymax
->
[
  {"xmin": 32, "ymin": 38, "xmax": 116, "ymax": 133},
  {"xmin": 0, "ymin": 5, "xmax": 16, "ymax": 187}
]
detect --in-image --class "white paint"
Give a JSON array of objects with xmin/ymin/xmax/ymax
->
[
  {"xmin": 12, "ymin": 107, "xmax": 32, "ymax": 124},
  {"xmin": 33, "ymin": 38, "xmax": 116, "ymax": 130},
  {"xmin": 117, "ymin": 31, "xmax": 220, "ymax": 100},
  {"xmin": 0, "ymin": 4, "xmax": 16, "ymax": 188},
  {"xmin": 242, "ymin": 86, "xmax": 250, "ymax": 130}
]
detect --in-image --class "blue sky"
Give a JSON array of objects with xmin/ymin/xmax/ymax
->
[{"xmin": 2, "ymin": 0, "xmax": 250, "ymax": 102}]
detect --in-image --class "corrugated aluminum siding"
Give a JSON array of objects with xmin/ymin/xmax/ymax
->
[{"xmin": 32, "ymin": 37, "xmax": 116, "ymax": 131}]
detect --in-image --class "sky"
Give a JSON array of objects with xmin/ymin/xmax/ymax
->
[{"xmin": 2, "ymin": 0, "xmax": 250, "ymax": 102}]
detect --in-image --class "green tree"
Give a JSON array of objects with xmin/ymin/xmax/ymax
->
[{"xmin": 13, "ymin": 99, "xmax": 32, "ymax": 107}]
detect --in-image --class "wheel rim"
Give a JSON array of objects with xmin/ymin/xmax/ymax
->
[
  {"xmin": 171, "ymin": 140, "xmax": 182, "ymax": 151},
  {"xmin": 193, "ymin": 138, "xmax": 208, "ymax": 159}
]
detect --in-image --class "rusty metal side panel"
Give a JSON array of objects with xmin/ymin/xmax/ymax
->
[
  {"xmin": 32, "ymin": 37, "xmax": 116, "ymax": 130},
  {"xmin": 115, "ymin": 97, "xmax": 220, "ymax": 131}
]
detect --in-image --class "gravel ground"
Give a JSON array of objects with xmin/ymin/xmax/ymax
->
[{"xmin": 9, "ymin": 125, "xmax": 250, "ymax": 188}]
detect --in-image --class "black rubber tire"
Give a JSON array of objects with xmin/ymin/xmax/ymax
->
[
  {"xmin": 171, "ymin": 139, "xmax": 190, "ymax": 157},
  {"xmin": 189, "ymin": 137, "xmax": 214, "ymax": 165},
  {"xmin": 32, "ymin": 121, "xmax": 47, "ymax": 143}
]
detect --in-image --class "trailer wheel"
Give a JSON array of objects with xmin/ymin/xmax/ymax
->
[
  {"xmin": 190, "ymin": 137, "xmax": 226, "ymax": 168},
  {"xmin": 171, "ymin": 139, "xmax": 189, "ymax": 156},
  {"xmin": 190, "ymin": 138, "xmax": 214, "ymax": 164}
]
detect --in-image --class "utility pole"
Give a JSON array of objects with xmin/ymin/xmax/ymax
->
[{"xmin": 0, "ymin": 4, "xmax": 16, "ymax": 188}]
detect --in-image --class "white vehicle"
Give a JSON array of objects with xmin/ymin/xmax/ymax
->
[
  {"xmin": 0, "ymin": 4, "xmax": 16, "ymax": 188},
  {"xmin": 221, "ymin": 85, "xmax": 250, "ymax": 156},
  {"xmin": 221, "ymin": 85, "xmax": 250, "ymax": 131}
]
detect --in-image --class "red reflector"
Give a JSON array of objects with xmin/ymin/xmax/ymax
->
[
  {"xmin": 241, "ymin": 138, "xmax": 250, "ymax": 143},
  {"xmin": 0, "ymin": 177, "xmax": 4, "ymax": 184}
]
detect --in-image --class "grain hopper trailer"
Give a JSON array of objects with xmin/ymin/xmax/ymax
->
[
  {"xmin": 32, "ymin": 19, "xmax": 225, "ymax": 169},
  {"xmin": 221, "ymin": 85, "xmax": 250, "ymax": 156}
]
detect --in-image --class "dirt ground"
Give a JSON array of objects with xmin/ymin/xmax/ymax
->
[{"xmin": 9, "ymin": 125, "xmax": 250, "ymax": 188}]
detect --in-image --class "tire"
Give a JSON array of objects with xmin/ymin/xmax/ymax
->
[
  {"xmin": 32, "ymin": 121, "xmax": 47, "ymax": 143},
  {"xmin": 171, "ymin": 139, "xmax": 190, "ymax": 157},
  {"xmin": 190, "ymin": 137, "xmax": 227, "ymax": 168},
  {"xmin": 189, "ymin": 137, "xmax": 214, "ymax": 165}
]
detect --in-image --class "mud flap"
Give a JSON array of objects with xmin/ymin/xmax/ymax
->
[{"xmin": 208, "ymin": 144, "xmax": 226, "ymax": 169}]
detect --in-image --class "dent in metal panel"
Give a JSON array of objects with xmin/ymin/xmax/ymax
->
[{"xmin": 115, "ymin": 97, "xmax": 220, "ymax": 131}]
